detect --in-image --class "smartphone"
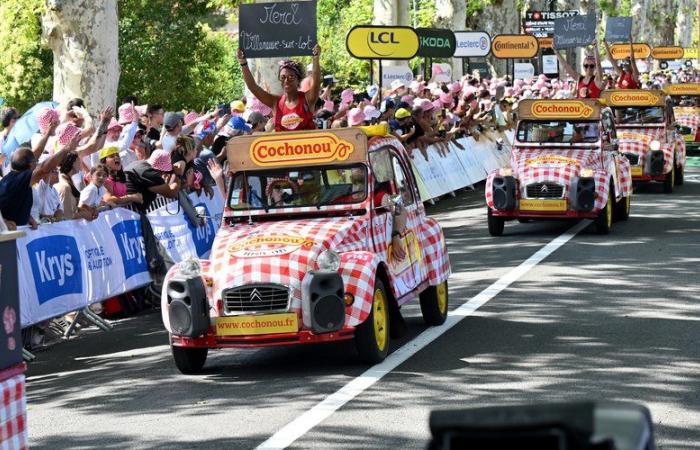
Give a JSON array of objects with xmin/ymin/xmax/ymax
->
[
  {"xmin": 217, "ymin": 103, "xmax": 227, "ymax": 117},
  {"xmin": 323, "ymin": 75, "xmax": 335, "ymax": 87}
]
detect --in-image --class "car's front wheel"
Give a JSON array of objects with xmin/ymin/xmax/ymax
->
[
  {"xmin": 172, "ymin": 345, "xmax": 208, "ymax": 374},
  {"xmin": 487, "ymin": 208, "xmax": 505, "ymax": 236},
  {"xmin": 596, "ymin": 184, "xmax": 614, "ymax": 235},
  {"xmin": 355, "ymin": 280, "xmax": 390, "ymax": 364},
  {"xmin": 420, "ymin": 280, "xmax": 448, "ymax": 326}
]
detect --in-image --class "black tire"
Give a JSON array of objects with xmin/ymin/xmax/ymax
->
[
  {"xmin": 420, "ymin": 280, "xmax": 448, "ymax": 326},
  {"xmin": 613, "ymin": 192, "xmax": 631, "ymax": 222},
  {"xmin": 487, "ymin": 208, "xmax": 505, "ymax": 236},
  {"xmin": 355, "ymin": 279, "xmax": 390, "ymax": 364},
  {"xmin": 663, "ymin": 159, "xmax": 675, "ymax": 193},
  {"xmin": 595, "ymin": 183, "xmax": 614, "ymax": 235},
  {"xmin": 675, "ymin": 162, "xmax": 684, "ymax": 186},
  {"xmin": 517, "ymin": 218, "xmax": 531, "ymax": 224},
  {"xmin": 172, "ymin": 345, "xmax": 208, "ymax": 374}
]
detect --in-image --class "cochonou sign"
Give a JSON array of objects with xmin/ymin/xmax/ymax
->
[{"xmin": 416, "ymin": 28, "xmax": 456, "ymax": 58}]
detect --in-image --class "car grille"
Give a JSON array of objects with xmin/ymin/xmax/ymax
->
[
  {"xmin": 223, "ymin": 284, "xmax": 290, "ymax": 314},
  {"xmin": 623, "ymin": 153, "xmax": 640, "ymax": 165},
  {"xmin": 526, "ymin": 183, "xmax": 564, "ymax": 199}
]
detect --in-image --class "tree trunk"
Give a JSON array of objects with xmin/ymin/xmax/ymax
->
[
  {"xmin": 675, "ymin": 0, "xmax": 695, "ymax": 48},
  {"xmin": 435, "ymin": 0, "xmax": 466, "ymax": 79},
  {"xmin": 42, "ymin": 0, "xmax": 119, "ymax": 114},
  {"xmin": 468, "ymin": 0, "xmax": 521, "ymax": 77},
  {"xmin": 630, "ymin": 0, "xmax": 677, "ymax": 46}
]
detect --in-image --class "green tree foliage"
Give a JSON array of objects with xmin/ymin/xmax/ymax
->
[
  {"xmin": 0, "ymin": 0, "xmax": 53, "ymax": 111},
  {"xmin": 118, "ymin": 0, "xmax": 243, "ymax": 110}
]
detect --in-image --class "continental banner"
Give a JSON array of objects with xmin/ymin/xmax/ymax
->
[
  {"xmin": 609, "ymin": 43, "xmax": 652, "ymax": 60},
  {"xmin": 651, "ymin": 46, "xmax": 684, "ymax": 60},
  {"xmin": 491, "ymin": 35, "xmax": 539, "ymax": 58}
]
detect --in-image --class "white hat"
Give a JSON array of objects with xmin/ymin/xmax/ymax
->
[
  {"xmin": 363, "ymin": 105, "xmax": 381, "ymax": 120},
  {"xmin": 390, "ymin": 79, "xmax": 406, "ymax": 90}
]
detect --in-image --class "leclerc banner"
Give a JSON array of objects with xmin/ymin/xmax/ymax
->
[
  {"xmin": 17, "ymin": 190, "xmax": 224, "ymax": 327},
  {"xmin": 453, "ymin": 31, "xmax": 491, "ymax": 58}
]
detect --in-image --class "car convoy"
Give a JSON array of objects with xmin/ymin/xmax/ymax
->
[
  {"xmin": 159, "ymin": 91, "xmax": 699, "ymax": 374},
  {"xmin": 666, "ymin": 83, "xmax": 700, "ymax": 154}
]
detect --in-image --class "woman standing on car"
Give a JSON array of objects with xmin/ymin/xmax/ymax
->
[
  {"xmin": 555, "ymin": 40, "xmax": 605, "ymax": 99},
  {"xmin": 237, "ymin": 45, "xmax": 321, "ymax": 132}
]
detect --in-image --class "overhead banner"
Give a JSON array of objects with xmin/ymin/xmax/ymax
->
[
  {"xmin": 684, "ymin": 48, "xmax": 698, "ymax": 59},
  {"xmin": 416, "ymin": 28, "xmax": 456, "ymax": 58},
  {"xmin": 605, "ymin": 17, "xmax": 632, "ymax": 43},
  {"xmin": 491, "ymin": 34, "xmax": 538, "ymax": 58},
  {"xmin": 18, "ymin": 191, "xmax": 224, "ymax": 327},
  {"xmin": 238, "ymin": 0, "xmax": 317, "ymax": 58},
  {"xmin": 454, "ymin": 31, "xmax": 491, "ymax": 57},
  {"xmin": 346, "ymin": 25, "xmax": 419, "ymax": 60},
  {"xmin": 522, "ymin": 10, "xmax": 580, "ymax": 38},
  {"xmin": 651, "ymin": 46, "xmax": 684, "ymax": 60},
  {"xmin": 381, "ymin": 63, "xmax": 413, "ymax": 89},
  {"xmin": 553, "ymin": 14, "xmax": 597, "ymax": 49},
  {"xmin": 609, "ymin": 43, "xmax": 652, "ymax": 60}
]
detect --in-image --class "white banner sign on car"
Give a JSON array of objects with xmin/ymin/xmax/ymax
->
[
  {"xmin": 381, "ymin": 63, "xmax": 414, "ymax": 89},
  {"xmin": 514, "ymin": 63, "xmax": 536, "ymax": 80},
  {"xmin": 454, "ymin": 31, "xmax": 491, "ymax": 57}
]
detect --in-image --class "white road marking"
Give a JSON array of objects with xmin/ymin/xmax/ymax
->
[{"xmin": 256, "ymin": 219, "xmax": 591, "ymax": 450}]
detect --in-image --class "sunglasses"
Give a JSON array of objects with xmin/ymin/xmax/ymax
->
[
  {"xmin": 583, "ymin": 64, "xmax": 595, "ymax": 69},
  {"xmin": 279, "ymin": 75, "xmax": 298, "ymax": 82}
]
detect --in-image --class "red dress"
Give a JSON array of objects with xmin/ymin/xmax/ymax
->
[
  {"xmin": 577, "ymin": 76, "xmax": 602, "ymax": 99},
  {"xmin": 617, "ymin": 72, "xmax": 639, "ymax": 89},
  {"xmin": 274, "ymin": 93, "xmax": 316, "ymax": 132}
]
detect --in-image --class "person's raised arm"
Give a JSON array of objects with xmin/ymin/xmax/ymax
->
[
  {"xmin": 148, "ymin": 173, "xmax": 181, "ymax": 199},
  {"xmin": 31, "ymin": 134, "xmax": 80, "ymax": 185},
  {"xmin": 593, "ymin": 40, "xmax": 605, "ymax": 90},
  {"xmin": 629, "ymin": 37, "xmax": 640, "ymax": 81},
  {"xmin": 554, "ymin": 46, "xmax": 578, "ymax": 80},
  {"xmin": 603, "ymin": 39, "xmax": 622, "ymax": 77},
  {"xmin": 305, "ymin": 45, "xmax": 322, "ymax": 110},
  {"xmin": 76, "ymin": 106, "xmax": 113, "ymax": 158},
  {"xmin": 32, "ymin": 121, "xmax": 58, "ymax": 158},
  {"xmin": 237, "ymin": 48, "xmax": 278, "ymax": 108}
]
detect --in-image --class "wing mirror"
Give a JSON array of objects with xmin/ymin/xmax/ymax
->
[{"xmin": 611, "ymin": 138, "xmax": 619, "ymax": 152}]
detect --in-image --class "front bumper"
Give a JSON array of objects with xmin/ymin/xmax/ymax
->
[
  {"xmin": 171, "ymin": 327, "xmax": 355, "ymax": 348},
  {"xmin": 490, "ymin": 208, "xmax": 599, "ymax": 220}
]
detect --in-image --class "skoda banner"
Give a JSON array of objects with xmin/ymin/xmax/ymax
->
[
  {"xmin": 454, "ymin": 31, "xmax": 491, "ymax": 57},
  {"xmin": 416, "ymin": 28, "xmax": 456, "ymax": 58},
  {"xmin": 346, "ymin": 25, "xmax": 419, "ymax": 60}
]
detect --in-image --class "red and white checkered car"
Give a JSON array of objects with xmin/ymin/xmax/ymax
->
[
  {"xmin": 161, "ymin": 129, "xmax": 450, "ymax": 372},
  {"xmin": 485, "ymin": 99, "xmax": 632, "ymax": 235}
]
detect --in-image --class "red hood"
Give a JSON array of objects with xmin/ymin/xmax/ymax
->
[
  {"xmin": 511, "ymin": 148, "xmax": 601, "ymax": 180},
  {"xmin": 617, "ymin": 128, "xmax": 665, "ymax": 155}
]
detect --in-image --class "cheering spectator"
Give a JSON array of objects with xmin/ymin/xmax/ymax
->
[
  {"xmin": 30, "ymin": 154, "xmax": 63, "ymax": 223},
  {"xmin": 238, "ymin": 44, "xmax": 321, "ymax": 132},
  {"xmin": 55, "ymin": 152, "xmax": 92, "ymax": 220},
  {"xmin": 99, "ymin": 146, "xmax": 143, "ymax": 206},
  {"xmin": 78, "ymin": 164, "xmax": 111, "ymax": 218},
  {"xmin": 603, "ymin": 39, "xmax": 640, "ymax": 89},
  {"xmin": 159, "ymin": 112, "xmax": 183, "ymax": 153},
  {"xmin": 146, "ymin": 104, "xmax": 164, "ymax": 142},
  {"xmin": 0, "ymin": 107, "xmax": 18, "ymax": 148},
  {"xmin": 0, "ymin": 130, "xmax": 80, "ymax": 230},
  {"xmin": 555, "ymin": 40, "xmax": 605, "ymax": 99}
]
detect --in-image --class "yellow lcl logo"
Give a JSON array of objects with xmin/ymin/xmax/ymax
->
[{"xmin": 346, "ymin": 26, "xmax": 419, "ymax": 60}]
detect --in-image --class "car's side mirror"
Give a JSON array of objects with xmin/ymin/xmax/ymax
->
[{"xmin": 611, "ymin": 138, "xmax": 619, "ymax": 152}]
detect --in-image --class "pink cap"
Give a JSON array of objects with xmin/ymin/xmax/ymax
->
[
  {"xmin": 439, "ymin": 92, "xmax": 454, "ymax": 106},
  {"xmin": 134, "ymin": 104, "xmax": 147, "ymax": 116},
  {"xmin": 184, "ymin": 112, "xmax": 199, "ymax": 125},
  {"xmin": 432, "ymin": 99, "xmax": 442, "ymax": 111},
  {"xmin": 347, "ymin": 108, "xmax": 366, "ymax": 126},
  {"xmin": 341, "ymin": 88, "xmax": 355, "ymax": 104},
  {"xmin": 118, "ymin": 103, "xmax": 135, "ymax": 124},
  {"xmin": 450, "ymin": 81, "xmax": 462, "ymax": 93},
  {"xmin": 419, "ymin": 98, "xmax": 435, "ymax": 112},
  {"xmin": 323, "ymin": 100, "xmax": 335, "ymax": 112},
  {"xmin": 147, "ymin": 150, "xmax": 173, "ymax": 172},
  {"xmin": 249, "ymin": 96, "xmax": 272, "ymax": 116},
  {"xmin": 400, "ymin": 95, "xmax": 414, "ymax": 104},
  {"xmin": 55, "ymin": 123, "xmax": 82, "ymax": 147},
  {"xmin": 107, "ymin": 118, "xmax": 123, "ymax": 132},
  {"xmin": 37, "ymin": 108, "xmax": 59, "ymax": 134},
  {"xmin": 363, "ymin": 105, "xmax": 380, "ymax": 120}
]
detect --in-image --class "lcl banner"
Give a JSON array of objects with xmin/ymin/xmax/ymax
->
[{"xmin": 346, "ymin": 25, "xmax": 419, "ymax": 60}]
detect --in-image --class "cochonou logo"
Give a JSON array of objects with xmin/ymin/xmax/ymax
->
[
  {"xmin": 27, "ymin": 235, "xmax": 83, "ymax": 304},
  {"xmin": 112, "ymin": 220, "xmax": 147, "ymax": 279}
]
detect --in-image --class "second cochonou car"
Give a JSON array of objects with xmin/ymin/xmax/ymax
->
[
  {"xmin": 666, "ymin": 83, "xmax": 700, "ymax": 154},
  {"xmin": 485, "ymin": 99, "xmax": 633, "ymax": 236},
  {"xmin": 601, "ymin": 89, "xmax": 686, "ymax": 193}
]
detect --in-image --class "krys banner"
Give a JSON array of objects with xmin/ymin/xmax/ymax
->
[{"xmin": 346, "ymin": 25, "xmax": 419, "ymax": 60}]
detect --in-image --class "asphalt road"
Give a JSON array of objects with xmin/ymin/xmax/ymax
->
[{"xmin": 27, "ymin": 164, "xmax": 700, "ymax": 450}]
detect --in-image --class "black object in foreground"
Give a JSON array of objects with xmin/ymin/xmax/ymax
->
[{"xmin": 428, "ymin": 401, "xmax": 656, "ymax": 450}]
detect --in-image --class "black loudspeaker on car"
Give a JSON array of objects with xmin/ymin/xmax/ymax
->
[
  {"xmin": 167, "ymin": 277, "xmax": 209, "ymax": 338},
  {"xmin": 649, "ymin": 151, "xmax": 665, "ymax": 176},
  {"xmin": 575, "ymin": 177, "xmax": 596, "ymax": 211},
  {"xmin": 306, "ymin": 271, "xmax": 345, "ymax": 333},
  {"xmin": 492, "ymin": 176, "xmax": 516, "ymax": 210}
]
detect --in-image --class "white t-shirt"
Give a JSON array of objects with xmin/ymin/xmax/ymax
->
[
  {"xmin": 78, "ymin": 183, "xmax": 106, "ymax": 208},
  {"xmin": 160, "ymin": 133, "xmax": 177, "ymax": 153},
  {"xmin": 31, "ymin": 180, "xmax": 63, "ymax": 221}
]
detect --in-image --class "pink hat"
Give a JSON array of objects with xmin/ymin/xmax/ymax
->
[
  {"xmin": 184, "ymin": 112, "xmax": 199, "ymax": 125},
  {"xmin": 504, "ymin": 87, "xmax": 514, "ymax": 97},
  {"xmin": 363, "ymin": 105, "xmax": 380, "ymax": 120},
  {"xmin": 400, "ymin": 95, "xmax": 414, "ymax": 104},
  {"xmin": 37, "ymin": 108, "xmax": 59, "ymax": 134},
  {"xmin": 515, "ymin": 79, "xmax": 525, "ymax": 88},
  {"xmin": 450, "ymin": 81, "xmax": 462, "ymax": 94},
  {"xmin": 134, "ymin": 104, "xmax": 147, "ymax": 116},
  {"xmin": 55, "ymin": 123, "xmax": 82, "ymax": 147},
  {"xmin": 323, "ymin": 100, "xmax": 335, "ymax": 112},
  {"xmin": 347, "ymin": 107, "xmax": 366, "ymax": 126},
  {"xmin": 439, "ymin": 92, "xmax": 454, "ymax": 106},
  {"xmin": 341, "ymin": 88, "xmax": 355, "ymax": 104},
  {"xmin": 118, "ymin": 103, "xmax": 135, "ymax": 124},
  {"xmin": 107, "ymin": 118, "xmax": 123, "ymax": 132},
  {"xmin": 432, "ymin": 99, "xmax": 443, "ymax": 111},
  {"xmin": 419, "ymin": 98, "xmax": 435, "ymax": 112},
  {"xmin": 147, "ymin": 150, "xmax": 173, "ymax": 172},
  {"xmin": 249, "ymin": 96, "xmax": 273, "ymax": 116}
]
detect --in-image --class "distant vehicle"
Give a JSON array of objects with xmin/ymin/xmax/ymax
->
[
  {"xmin": 666, "ymin": 83, "xmax": 700, "ymax": 154},
  {"xmin": 161, "ymin": 128, "xmax": 450, "ymax": 373},
  {"xmin": 486, "ymin": 99, "xmax": 633, "ymax": 236},
  {"xmin": 602, "ymin": 89, "xmax": 686, "ymax": 193}
]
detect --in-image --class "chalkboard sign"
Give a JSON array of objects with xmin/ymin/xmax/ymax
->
[
  {"xmin": 239, "ymin": 1, "xmax": 317, "ymax": 58},
  {"xmin": 554, "ymin": 14, "xmax": 597, "ymax": 49},
  {"xmin": 605, "ymin": 17, "xmax": 632, "ymax": 43},
  {"xmin": 416, "ymin": 28, "xmax": 456, "ymax": 58}
]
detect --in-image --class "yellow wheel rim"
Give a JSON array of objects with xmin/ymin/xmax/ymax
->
[
  {"xmin": 372, "ymin": 288, "xmax": 387, "ymax": 352},
  {"xmin": 606, "ymin": 192, "xmax": 613, "ymax": 227},
  {"xmin": 437, "ymin": 282, "xmax": 447, "ymax": 315},
  {"xmin": 626, "ymin": 195, "xmax": 631, "ymax": 213},
  {"xmin": 670, "ymin": 166, "xmax": 675, "ymax": 185}
]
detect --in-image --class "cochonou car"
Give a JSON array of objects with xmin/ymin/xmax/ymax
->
[
  {"xmin": 485, "ymin": 99, "xmax": 633, "ymax": 236},
  {"xmin": 161, "ymin": 127, "xmax": 451, "ymax": 373},
  {"xmin": 666, "ymin": 83, "xmax": 700, "ymax": 154},
  {"xmin": 601, "ymin": 89, "xmax": 686, "ymax": 193}
]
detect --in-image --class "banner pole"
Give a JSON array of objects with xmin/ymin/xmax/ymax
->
[
  {"xmin": 378, "ymin": 60, "xmax": 383, "ymax": 105},
  {"xmin": 370, "ymin": 59, "xmax": 374, "ymax": 86}
]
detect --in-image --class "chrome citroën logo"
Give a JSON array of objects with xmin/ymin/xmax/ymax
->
[
  {"xmin": 249, "ymin": 288, "xmax": 262, "ymax": 302},
  {"xmin": 540, "ymin": 185, "xmax": 549, "ymax": 193}
]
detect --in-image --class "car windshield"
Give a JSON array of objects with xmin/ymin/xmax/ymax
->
[
  {"xmin": 612, "ymin": 106, "xmax": 664, "ymax": 124},
  {"xmin": 671, "ymin": 95, "xmax": 700, "ymax": 107},
  {"xmin": 517, "ymin": 120, "xmax": 600, "ymax": 144},
  {"xmin": 228, "ymin": 164, "xmax": 368, "ymax": 211}
]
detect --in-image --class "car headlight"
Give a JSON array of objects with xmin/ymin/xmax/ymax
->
[
  {"xmin": 499, "ymin": 167, "xmax": 513, "ymax": 177},
  {"xmin": 650, "ymin": 140, "xmax": 661, "ymax": 151},
  {"xmin": 318, "ymin": 249, "xmax": 341, "ymax": 271},
  {"xmin": 580, "ymin": 168, "xmax": 594, "ymax": 178},
  {"xmin": 179, "ymin": 258, "xmax": 202, "ymax": 278}
]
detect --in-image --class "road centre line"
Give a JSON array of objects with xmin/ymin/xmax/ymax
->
[{"xmin": 256, "ymin": 219, "xmax": 591, "ymax": 450}]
